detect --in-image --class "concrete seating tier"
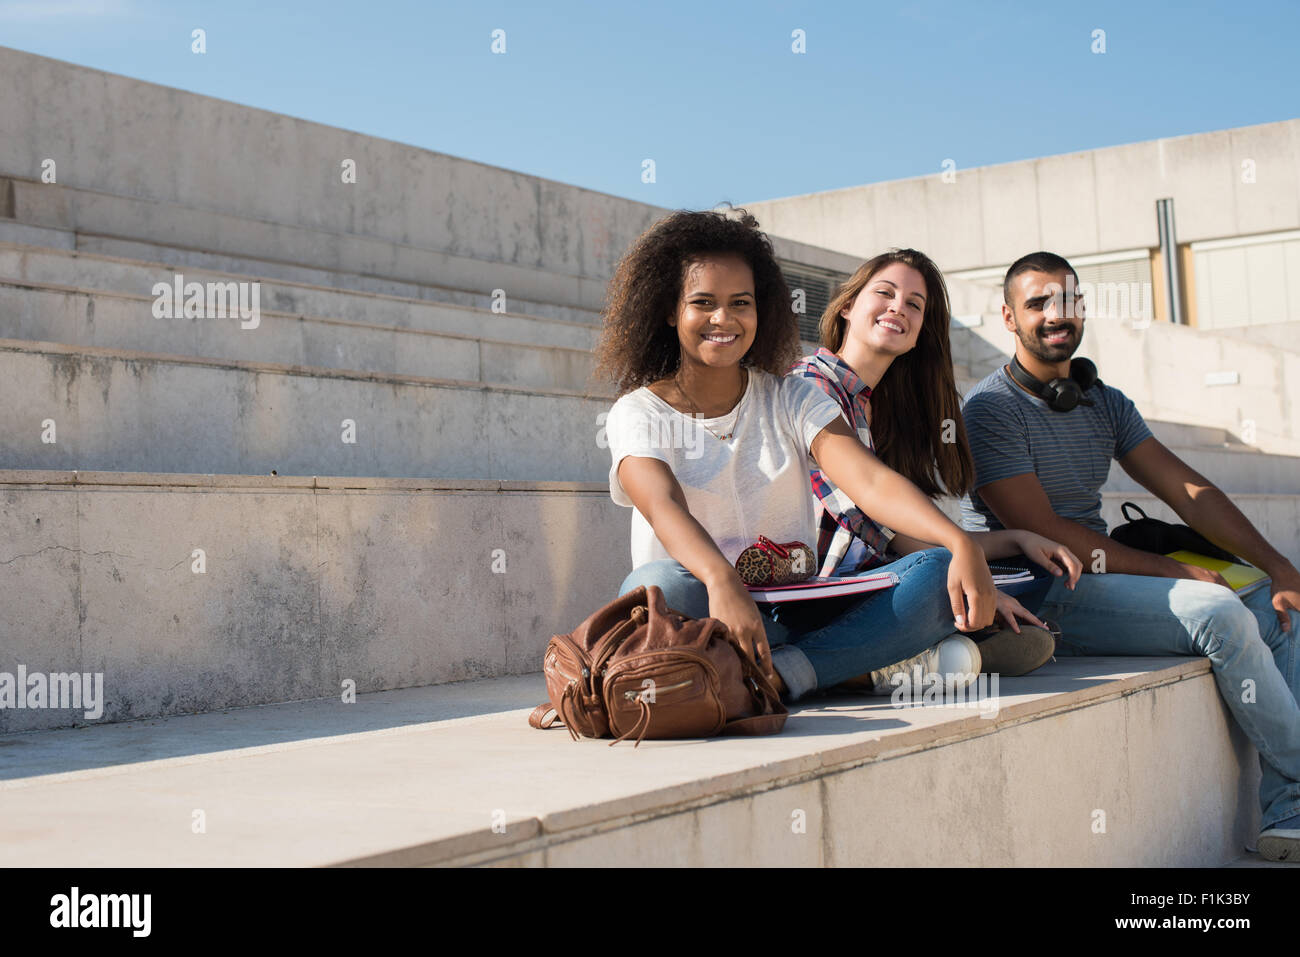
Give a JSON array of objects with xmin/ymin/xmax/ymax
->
[
  {"xmin": 3, "ymin": 470, "xmax": 1297, "ymax": 736},
  {"xmin": 0, "ymin": 218, "xmax": 606, "ymax": 330},
  {"xmin": 1103, "ymin": 446, "xmax": 1300, "ymax": 495},
  {"xmin": 0, "ymin": 237, "xmax": 604, "ymax": 354},
  {"xmin": 0, "ymin": 469, "xmax": 628, "ymax": 732},
  {"xmin": 0, "ymin": 273, "xmax": 599, "ymax": 395},
  {"xmin": 6, "ymin": 334, "xmax": 1299, "ymax": 497},
  {"xmin": 0, "ymin": 339, "xmax": 611, "ymax": 480},
  {"xmin": 1, "ymin": 173, "xmax": 629, "ymax": 321},
  {"xmin": 0, "ymin": 659, "xmax": 1261, "ymax": 867}
]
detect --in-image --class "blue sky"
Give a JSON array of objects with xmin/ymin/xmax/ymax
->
[{"xmin": 2, "ymin": 0, "xmax": 1296, "ymax": 209}]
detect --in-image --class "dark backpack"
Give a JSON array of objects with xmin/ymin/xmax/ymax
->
[{"xmin": 1109, "ymin": 501, "xmax": 1239, "ymax": 563}]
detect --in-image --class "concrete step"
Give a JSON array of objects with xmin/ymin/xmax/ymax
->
[
  {"xmin": 0, "ymin": 263, "xmax": 600, "ymax": 394},
  {"xmin": 0, "ymin": 658, "xmax": 1259, "ymax": 866},
  {"xmin": 1, "ymin": 168, "xmax": 625, "ymax": 319},
  {"xmin": 0, "ymin": 217, "xmax": 602, "ymax": 326},
  {"xmin": 1104, "ymin": 447, "xmax": 1300, "ymax": 495},
  {"xmin": 935, "ymin": 491, "xmax": 1300, "ymax": 568},
  {"xmin": 76, "ymin": 231, "xmax": 607, "ymax": 327},
  {"xmin": 0, "ymin": 237, "xmax": 602, "ymax": 346},
  {"xmin": 5, "ymin": 470, "xmax": 1297, "ymax": 736},
  {"xmin": 1145, "ymin": 420, "xmax": 1236, "ymax": 449},
  {"xmin": 0, "ymin": 469, "xmax": 628, "ymax": 733},
  {"xmin": 1211, "ymin": 322, "xmax": 1300, "ymax": 357},
  {"xmin": 0, "ymin": 339, "xmax": 611, "ymax": 480}
]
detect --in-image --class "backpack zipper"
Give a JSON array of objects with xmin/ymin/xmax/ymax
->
[{"xmin": 622, "ymin": 678, "xmax": 693, "ymax": 701}]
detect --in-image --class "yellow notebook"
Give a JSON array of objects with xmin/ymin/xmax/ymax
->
[{"xmin": 1166, "ymin": 550, "xmax": 1271, "ymax": 596}]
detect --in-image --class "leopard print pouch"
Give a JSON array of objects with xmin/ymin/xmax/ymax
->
[{"xmin": 734, "ymin": 536, "xmax": 817, "ymax": 586}]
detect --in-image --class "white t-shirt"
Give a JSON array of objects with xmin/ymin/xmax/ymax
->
[{"xmin": 605, "ymin": 370, "xmax": 845, "ymax": 569}]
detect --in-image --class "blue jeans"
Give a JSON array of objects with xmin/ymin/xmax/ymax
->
[
  {"xmin": 618, "ymin": 548, "xmax": 961, "ymax": 701},
  {"xmin": 1039, "ymin": 573, "xmax": 1300, "ymax": 831}
]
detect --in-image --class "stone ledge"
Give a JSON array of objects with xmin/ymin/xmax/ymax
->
[
  {"xmin": 0, "ymin": 658, "xmax": 1259, "ymax": 867},
  {"xmin": 0, "ymin": 273, "xmax": 600, "ymax": 358},
  {"xmin": 0, "ymin": 468, "xmax": 609, "ymax": 494},
  {"xmin": 0, "ymin": 336, "xmax": 605, "ymax": 401},
  {"xmin": 0, "ymin": 236, "xmax": 603, "ymax": 329}
]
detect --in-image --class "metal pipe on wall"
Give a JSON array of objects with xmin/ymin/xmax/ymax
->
[{"xmin": 1156, "ymin": 198, "xmax": 1185, "ymax": 325}]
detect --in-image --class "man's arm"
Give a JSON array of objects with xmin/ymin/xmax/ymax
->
[
  {"xmin": 1118, "ymin": 437, "xmax": 1293, "ymax": 575},
  {"xmin": 1118, "ymin": 437, "xmax": 1300, "ymax": 628},
  {"xmin": 975, "ymin": 470, "xmax": 1214, "ymax": 580}
]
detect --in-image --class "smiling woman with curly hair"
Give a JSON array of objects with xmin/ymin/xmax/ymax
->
[
  {"xmin": 596, "ymin": 207, "xmax": 1004, "ymax": 703},
  {"xmin": 595, "ymin": 208, "xmax": 799, "ymax": 394}
]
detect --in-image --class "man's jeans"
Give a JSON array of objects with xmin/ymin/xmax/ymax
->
[
  {"xmin": 1037, "ymin": 573, "xmax": 1300, "ymax": 831},
  {"xmin": 619, "ymin": 547, "xmax": 961, "ymax": 701}
]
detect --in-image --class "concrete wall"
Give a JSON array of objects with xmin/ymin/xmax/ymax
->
[
  {"xmin": 744, "ymin": 119, "xmax": 1300, "ymax": 272},
  {"xmin": 0, "ymin": 471, "xmax": 630, "ymax": 733},
  {"xmin": 0, "ymin": 46, "xmax": 861, "ymax": 317}
]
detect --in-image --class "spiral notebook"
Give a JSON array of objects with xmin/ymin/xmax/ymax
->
[
  {"xmin": 748, "ymin": 566, "xmax": 1037, "ymax": 603},
  {"xmin": 746, "ymin": 572, "xmax": 899, "ymax": 603}
]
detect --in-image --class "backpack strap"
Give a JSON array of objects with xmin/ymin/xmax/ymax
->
[
  {"xmin": 1120, "ymin": 501, "xmax": 1148, "ymax": 523},
  {"xmin": 719, "ymin": 633, "xmax": 788, "ymax": 737},
  {"xmin": 723, "ymin": 712, "xmax": 788, "ymax": 736},
  {"xmin": 528, "ymin": 703, "xmax": 561, "ymax": 730}
]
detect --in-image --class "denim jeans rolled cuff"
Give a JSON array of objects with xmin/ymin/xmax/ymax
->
[{"xmin": 770, "ymin": 645, "xmax": 817, "ymax": 700}]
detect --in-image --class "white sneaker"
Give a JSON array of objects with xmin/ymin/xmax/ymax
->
[
  {"xmin": 934, "ymin": 634, "xmax": 983, "ymax": 690},
  {"xmin": 862, "ymin": 634, "xmax": 982, "ymax": 696}
]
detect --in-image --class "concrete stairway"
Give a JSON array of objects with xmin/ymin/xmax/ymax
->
[{"xmin": 0, "ymin": 45, "xmax": 1292, "ymax": 868}]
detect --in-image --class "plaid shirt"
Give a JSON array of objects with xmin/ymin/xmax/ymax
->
[{"xmin": 789, "ymin": 348, "xmax": 896, "ymax": 577}]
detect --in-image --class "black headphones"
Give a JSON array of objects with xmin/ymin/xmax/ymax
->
[{"xmin": 1007, "ymin": 355, "xmax": 1099, "ymax": 412}]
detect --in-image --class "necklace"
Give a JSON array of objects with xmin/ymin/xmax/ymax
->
[{"xmin": 674, "ymin": 369, "xmax": 747, "ymax": 441}]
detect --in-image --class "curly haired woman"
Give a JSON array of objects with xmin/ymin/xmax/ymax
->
[{"xmin": 596, "ymin": 208, "xmax": 1003, "ymax": 701}]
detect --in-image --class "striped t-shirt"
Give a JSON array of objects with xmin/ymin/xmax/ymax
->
[{"xmin": 958, "ymin": 366, "xmax": 1152, "ymax": 534}]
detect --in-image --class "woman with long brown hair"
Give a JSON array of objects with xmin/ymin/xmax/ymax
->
[{"xmin": 790, "ymin": 249, "xmax": 1078, "ymax": 679}]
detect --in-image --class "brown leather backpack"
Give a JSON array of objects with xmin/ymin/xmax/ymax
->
[{"xmin": 529, "ymin": 585, "xmax": 787, "ymax": 746}]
